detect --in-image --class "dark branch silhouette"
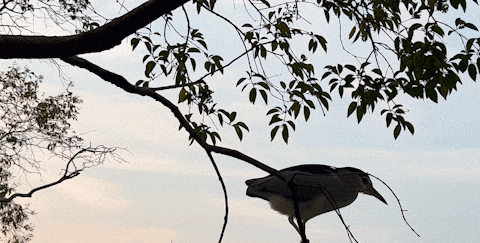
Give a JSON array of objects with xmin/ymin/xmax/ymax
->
[
  {"xmin": 0, "ymin": 0, "xmax": 188, "ymax": 58},
  {"xmin": 1, "ymin": 146, "xmax": 116, "ymax": 203},
  {"xmin": 60, "ymin": 55, "xmax": 311, "ymax": 242},
  {"xmin": 60, "ymin": 56, "xmax": 282, "ymax": 177}
]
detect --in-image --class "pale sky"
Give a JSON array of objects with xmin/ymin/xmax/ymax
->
[{"xmin": 3, "ymin": 1, "xmax": 480, "ymax": 243}]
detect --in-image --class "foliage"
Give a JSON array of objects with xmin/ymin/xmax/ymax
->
[
  {"xmin": 0, "ymin": 65, "xmax": 82, "ymax": 242},
  {"xmin": 0, "ymin": 0, "xmax": 98, "ymax": 33},
  {"xmin": 129, "ymin": 0, "xmax": 480, "ymax": 142},
  {"xmin": 1, "ymin": 0, "xmax": 480, "ymax": 241}
]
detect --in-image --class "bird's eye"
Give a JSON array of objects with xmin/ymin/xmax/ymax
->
[{"xmin": 361, "ymin": 177, "xmax": 370, "ymax": 185}]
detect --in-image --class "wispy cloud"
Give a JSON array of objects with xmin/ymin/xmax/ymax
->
[{"xmin": 54, "ymin": 176, "xmax": 132, "ymax": 211}]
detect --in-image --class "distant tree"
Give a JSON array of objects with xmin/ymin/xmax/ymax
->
[
  {"xmin": 1, "ymin": 0, "xmax": 479, "ymax": 242},
  {"xmin": 0, "ymin": 65, "xmax": 117, "ymax": 242}
]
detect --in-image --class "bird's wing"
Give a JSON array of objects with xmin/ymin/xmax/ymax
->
[
  {"xmin": 280, "ymin": 164, "xmax": 338, "ymax": 175},
  {"xmin": 246, "ymin": 168, "xmax": 337, "ymax": 202},
  {"xmin": 246, "ymin": 175, "xmax": 289, "ymax": 200}
]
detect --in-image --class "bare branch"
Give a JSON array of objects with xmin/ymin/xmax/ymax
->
[
  {"xmin": 1, "ymin": 146, "xmax": 116, "ymax": 203},
  {"xmin": 369, "ymin": 173, "xmax": 421, "ymax": 237},
  {"xmin": 206, "ymin": 151, "xmax": 228, "ymax": 243}
]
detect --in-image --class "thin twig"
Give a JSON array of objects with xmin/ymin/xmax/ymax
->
[
  {"xmin": 368, "ymin": 173, "xmax": 421, "ymax": 237},
  {"xmin": 206, "ymin": 151, "xmax": 229, "ymax": 243}
]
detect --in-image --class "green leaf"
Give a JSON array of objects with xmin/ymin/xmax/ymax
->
[
  {"xmin": 345, "ymin": 65, "xmax": 356, "ymax": 72},
  {"xmin": 198, "ymin": 40, "xmax": 208, "ymax": 49},
  {"xmin": 348, "ymin": 26, "xmax": 356, "ymax": 39},
  {"xmin": 450, "ymin": 0, "xmax": 461, "ymax": 9},
  {"xmin": 477, "ymin": 57, "xmax": 480, "ymax": 75},
  {"xmin": 178, "ymin": 88, "xmax": 188, "ymax": 103},
  {"xmin": 135, "ymin": 80, "xmax": 144, "ymax": 86},
  {"xmin": 188, "ymin": 48, "xmax": 200, "ymax": 53},
  {"xmin": 291, "ymin": 101, "xmax": 301, "ymax": 118},
  {"xmin": 249, "ymin": 88, "xmax": 257, "ymax": 104},
  {"xmin": 287, "ymin": 120, "xmax": 296, "ymax": 131},
  {"xmin": 468, "ymin": 64, "xmax": 477, "ymax": 80},
  {"xmin": 386, "ymin": 113, "xmax": 393, "ymax": 127},
  {"xmin": 431, "ymin": 25, "xmax": 445, "ymax": 37},
  {"xmin": 270, "ymin": 126, "xmax": 280, "ymax": 141},
  {"xmin": 465, "ymin": 23, "xmax": 478, "ymax": 31},
  {"xmin": 356, "ymin": 106, "xmax": 364, "ymax": 123},
  {"xmin": 230, "ymin": 111, "xmax": 237, "ymax": 121},
  {"xmin": 393, "ymin": 124, "xmax": 401, "ymax": 139},
  {"xmin": 304, "ymin": 106, "xmax": 311, "ymax": 121},
  {"xmin": 269, "ymin": 114, "xmax": 282, "ymax": 125},
  {"xmin": 218, "ymin": 113, "xmax": 223, "ymax": 126},
  {"xmin": 275, "ymin": 21, "xmax": 291, "ymax": 38},
  {"xmin": 145, "ymin": 61, "xmax": 156, "ymax": 77},
  {"xmin": 406, "ymin": 122, "xmax": 415, "ymax": 134},
  {"xmin": 131, "ymin": 38, "xmax": 140, "ymax": 50},
  {"xmin": 209, "ymin": 132, "xmax": 221, "ymax": 145},
  {"xmin": 408, "ymin": 23, "xmax": 422, "ymax": 37},
  {"xmin": 267, "ymin": 108, "xmax": 279, "ymax": 115},
  {"xmin": 347, "ymin": 102, "xmax": 357, "ymax": 117},
  {"xmin": 237, "ymin": 77, "xmax": 247, "ymax": 86},
  {"xmin": 212, "ymin": 55, "xmax": 224, "ymax": 73},
  {"xmin": 190, "ymin": 58, "xmax": 197, "ymax": 71},
  {"xmin": 282, "ymin": 124, "xmax": 289, "ymax": 143},
  {"xmin": 272, "ymin": 41, "xmax": 278, "ymax": 51},
  {"xmin": 459, "ymin": 58, "xmax": 469, "ymax": 72},
  {"xmin": 317, "ymin": 35, "xmax": 327, "ymax": 52},
  {"xmin": 235, "ymin": 124, "xmax": 243, "ymax": 141},
  {"xmin": 259, "ymin": 89, "xmax": 268, "ymax": 104},
  {"xmin": 259, "ymin": 0, "xmax": 271, "ymax": 7},
  {"xmin": 237, "ymin": 121, "xmax": 249, "ymax": 131},
  {"xmin": 308, "ymin": 39, "xmax": 317, "ymax": 52},
  {"xmin": 372, "ymin": 68, "xmax": 383, "ymax": 76}
]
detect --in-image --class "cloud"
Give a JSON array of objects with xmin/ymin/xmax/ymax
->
[
  {"xmin": 33, "ymin": 220, "xmax": 177, "ymax": 243},
  {"xmin": 53, "ymin": 176, "xmax": 132, "ymax": 210}
]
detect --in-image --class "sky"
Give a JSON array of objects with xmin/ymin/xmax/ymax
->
[{"xmin": 2, "ymin": 1, "xmax": 480, "ymax": 243}]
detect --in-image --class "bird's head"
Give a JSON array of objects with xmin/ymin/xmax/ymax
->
[{"xmin": 342, "ymin": 167, "xmax": 387, "ymax": 205}]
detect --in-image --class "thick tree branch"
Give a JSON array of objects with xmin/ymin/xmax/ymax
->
[
  {"xmin": 0, "ymin": 0, "xmax": 189, "ymax": 59},
  {"xmin": 60, "ymin": 56, "xmax": 283, "ymax": 178},
  {"xmin": 60, "ymin": 55, "xmax": 306, "ymax": 242}
]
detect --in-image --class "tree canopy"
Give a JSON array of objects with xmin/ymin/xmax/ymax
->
[{"xmin": 1, "ymin": 0, "xmax": 479, "ymax": 242}]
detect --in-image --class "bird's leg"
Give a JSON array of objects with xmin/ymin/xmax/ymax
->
[{"xmin": 288, "ymin": 216, "xmax": 301, "ymax": 235}]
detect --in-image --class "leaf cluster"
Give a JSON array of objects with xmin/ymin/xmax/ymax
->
[
  {"xmin": 130, "ymin": 0, "xmax": 480, "ymax": 144},
  {"xmin": 0, "ymin": 0, "xmax": 98, "ymax": 34},
  {"xmin": 0, "ymin": 65, "xmax": 83, "ymax": 242}
]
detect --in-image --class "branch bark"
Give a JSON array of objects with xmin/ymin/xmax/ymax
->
[
  {"xmin": 59, "ymin": 56, "xmax": 310, "ymax": 242},
  {"xmin": 60, "ymin": 55, "xmax": 283, "ymax": 178},
  {"xmin": 0, "ymin": 172, "xmax": 80, "ymax": 203},
  {"xmin": 1, "ymin": 148, "xmax": 85, "ymax": 203},
  {"xmin": 0, "ymin": 0, "xmax": 189, "ymax": 59}
]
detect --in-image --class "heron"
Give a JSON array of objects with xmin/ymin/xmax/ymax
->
[{"xmin": 245, "ymin": 164, "xmax": 387, "ymax": 234}]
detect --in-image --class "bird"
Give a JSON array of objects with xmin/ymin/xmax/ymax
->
[{"xmin": 245, "ymin": 164, "xmax": 387, "ymax": 234}]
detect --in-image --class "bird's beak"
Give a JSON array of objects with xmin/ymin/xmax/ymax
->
[{"xmin": 366, "ymin": 187, "xmax": 387, "ymax": 205}]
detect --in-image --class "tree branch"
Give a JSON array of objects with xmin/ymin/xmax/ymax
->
[
  {"xmin": 60, "ymin": 55, "xmax": 283, "ymax": 178},
  {"xmin": 61, "ymin": 55, "xmax": 292, "ymax": 243},
  {"xmin": 1, "ymin": 148, "xmax": 86, "ymax": 203},
  {"xmin": 0, "ymin": 0, "xmax": 189, "ymax": 58},
  {"xmin": 0, "ymin": 172, "xmax": 80, "ymax": 203},
  {"xmin": 206, "ymin": 151, "xmax": 229, "ymax": 243},
  {"xmin": 1, "ymin": 146, "xmax": 118, "ymax": 203}
]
